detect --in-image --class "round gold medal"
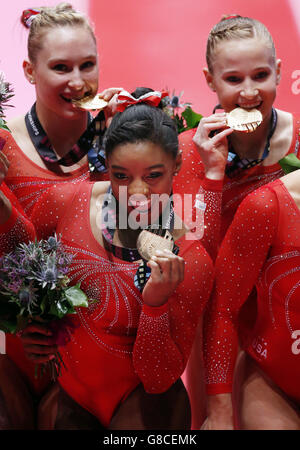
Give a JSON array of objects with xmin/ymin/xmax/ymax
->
[
  {"xmin": 227, "ymin": 107, "xmax": 262, "ymax": 132},
  {"xmin": 136, "ymin": 230, "xmax": 174, "ymax": 261},
  {"xmin": 72, "ymin": 94, "xmax": 108, "ymax": 111}
]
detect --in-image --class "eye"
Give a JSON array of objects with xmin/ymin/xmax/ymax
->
[
  {"xmin": 52, "ymin": 64, "xmax": 69, "ymax": 72},
  {"xmin": 146, "ymin": 172, "xmax": 163, "ymax": 180},
  {"xmin": 112, "ymin": 172, "xmax": 129, "ymax": 180},
  {"xmin": 225, "ymin": 75, "xmax": 242, "ymax": 83},
  {"xmin": 80, "ymin": 61, "xmax": 96, "ymax": 70},
  {"xmin": 254, "ymin": 71, "xmax": 269, "ymax": 80}
]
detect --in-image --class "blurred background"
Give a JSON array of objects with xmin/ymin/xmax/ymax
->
[{"xmin": 2, "ymin": 0, "xmax": 300, "ymax": 118}]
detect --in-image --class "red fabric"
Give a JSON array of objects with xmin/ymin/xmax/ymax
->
[
  {"xmin": 0, "ymin": 182, "xmax": 35, "ymax": 247},
  {"xmin": 0, "ymin": 183, "xmax": 44, "ymax": 392},
  {"xmin": 204, "ymin": 179, "xmax": 300, "ymax": 402},
  {"xmin": 31, "ymin": 180, "xmax": 213, "ymax": 427},
  {"xmin": 0, "ymin": 127, "xmax": 108, "ymax": 394},
  {"xmin": 0, "ymin": 128, "xmax": 108, "ymax": 217},
  {"xmin": 174, "ymin": 112, "xmax": 300, "ymax": 260}
]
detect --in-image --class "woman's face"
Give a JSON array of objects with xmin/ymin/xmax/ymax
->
[
  {"xmin": 205, "ymin": 37, "xmax": 281, "ymax": 121},
  {"xmin": 27, "ymin": 25, "xmax": 99, "ymax": 120},
  {"xmin": 107, "ymin": 141, "xmax": 181, "ymax": 227}
]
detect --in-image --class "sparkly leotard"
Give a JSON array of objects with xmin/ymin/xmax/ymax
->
[
  {"xmin": 0, "ymin": 182, "xmax": 35, "ymax": 253},
  {"xmin": 0, "ymin": 127, "xmax": 108, "ymax": 394},
  {"xmin": 31, "ymin": 181, "xmax": 214, "ymax": 426},
  {"xmin": 173, "ymin": 112, "xmax": 300, "ymax": 428},
  {"xmin": 0, "ymin": 128, "xmax": 92, "ymax": 216},
  {"xmin": 204, "ymin": 179, "xmax": 300, "ymax": 402},
  {"xmin": 174, "ymin": 112, "xmax": 300, "ymax": 260}
]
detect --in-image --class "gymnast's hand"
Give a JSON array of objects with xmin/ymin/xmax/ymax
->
[
  {"xmin": 98, "ymin": 87, "xmax": 124, "ymax": 126},
  {"xmin": 192, "ymin": 112, "xmax": 233, "ymax": 180},
  {"xmin": 200, "ymin": 393, "xmax": 234, "ymax": 430},
  {"xmin": 142, "ymin": 249, "xmax": 185, "ymax": 307},
  {"xmin": 19, "ymin": 319, "xmax": 58, "ymax": 364}
]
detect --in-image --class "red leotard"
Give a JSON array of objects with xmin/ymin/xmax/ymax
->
[
  {"xmin": 0, "ymin": 127, "xmax": 108, "ymax": 394},
  {"xmin": 204, "ymin": 179, "xmax": 300, "ymax": 402},
  {"xmin": 174, "ymin": 112, "xmax": 300, "ymax": 260},
  {"xmin": 30, "ymin": 181, "xmax": 214, "ymax": 426},
  {"xmin": 0, "ymin": 128, "xmax": 95, "ymax": 216},
  {"xmin": 0, "ymin": 182, "xmax": 35, "ymax": 253},
  {"xmin": 174, "ymin": 111, "xmax": 300, "ymax": 428}
]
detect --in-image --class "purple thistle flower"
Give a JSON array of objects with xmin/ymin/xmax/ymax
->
[
  {"xmin": 170, "ymin": 95, "xmax": 180, "ymax": 108},
  {"xmin": 7, "ymin": 279, "xmax": 23, "ymax": 294},
  {"xmin": 19, "ymin": 289, "xmax": 30, "ymax": 305}
]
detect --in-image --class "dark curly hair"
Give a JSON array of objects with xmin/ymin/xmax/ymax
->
[{"xmin": 104, "ymin": 99, "xmax": 178, "ymax": 159}]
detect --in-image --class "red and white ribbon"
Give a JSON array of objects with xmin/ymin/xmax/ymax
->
[
  {"xmin": 22, "ymin": 9, "xmax": 41, "ymax": 28},
  {"xmin": 116, "ymin": 90, "xmax": 168, "ymax": 112}
]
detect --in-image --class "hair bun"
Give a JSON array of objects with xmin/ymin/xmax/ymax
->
[
  {"xmin": 55, "ymin": 2, "xmax": 76, "ymax": 13},
  {"xmin": 221, "ymin": 14, "xmax": 241, "ymax": 21},
  {"xmin": 21, "ymin": 8, "xmax": 40, "ymax": 28}
]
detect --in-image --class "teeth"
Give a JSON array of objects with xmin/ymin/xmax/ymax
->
[
  {"xmin": 132, "ymin": 201, "xmax": 148, "ymax": 208},
  {"xmin": 72, "ymin": 94, "xmax": 108, "ymax": 111}
]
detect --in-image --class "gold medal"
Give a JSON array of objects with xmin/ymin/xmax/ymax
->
[
  {"xmin": 136, "ymin": 230, "xmax": 174, "ymax": 261},
  {"xmin": 227, "ymin": 107, "xmax": 262, "ymax": 132},
  {"xmin": 72, "ymin": 94, "xmax": 108, "ymax": 111}
]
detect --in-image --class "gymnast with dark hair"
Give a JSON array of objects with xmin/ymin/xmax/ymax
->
[{"xmin": 15, "ymin": 92, "xmax": 214, "ymax": 429}]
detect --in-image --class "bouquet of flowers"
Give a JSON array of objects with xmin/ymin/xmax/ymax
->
[
  {"xmin": 0, "ymin": 70, "xmax": 14, "ymax": 132},
  {"xmin": 0, "ymin": 235, "xmax": 88, "ymax": 379},
  {"xmin": 161, "ymin": 90, "xmax": 203, "ymax": 133}
]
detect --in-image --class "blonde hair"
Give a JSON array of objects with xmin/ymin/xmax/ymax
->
[
  {"xmin": 21, "ymin": 3, "xmax": 96, "ymax": 63},
  {"xmin": 206, "ymin": 15, "xmax": 276, "ymax": 73}
]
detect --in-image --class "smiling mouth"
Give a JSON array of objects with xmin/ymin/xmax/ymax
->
[
  {"xmin": 129, "ymin": 200, "xmax": 151, "ymax": 212},
  {"xmin": 61, "ymin": 91, "xmax": 92, "ymax": 103},
  {"xmin": 237, "ymin": 101, "xmax": 262, "ymax": 110}
]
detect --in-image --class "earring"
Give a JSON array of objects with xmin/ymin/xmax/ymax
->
[
  {"xmin": 173, "ymin": 171, "xmax": 178, "ymax": 176},
  {"xmin": 30, "ymin": 79, "xmax": 35, "ymax": 84}
]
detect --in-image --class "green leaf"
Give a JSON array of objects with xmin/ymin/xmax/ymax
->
[
  {"xmin": 64, "ymin": 285, "xmax": 88, "ymax": 308},
  {"xmin": 279, "ymin": 153, "xmax": 300, "ymax": 174},
  {"xmin": 0, "ymin": 318, "xmax": 17, "ymax": 334},
  {"xmin": 181, "ymin": 107, "xmax": 202, "ymax": 131},
  {"xmin": 0, "ymin": 118, "xmax": 10, "ymax": 132},
  {"xmin": 49, "ymin": 300, "xmax": 69, "ymax": 319},
  {"xmin": 56, "ymin": 301, "xmax": 69, "ymax": 317},
  {"xmin": 40, "ymin": 293, "xmax": 50, "ymax": 314}
]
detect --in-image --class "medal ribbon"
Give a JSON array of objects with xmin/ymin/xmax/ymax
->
[{"xmin": 25, "ymin": 103, "xmax": 107, "ymax": 171}]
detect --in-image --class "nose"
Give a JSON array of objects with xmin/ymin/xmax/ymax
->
[
  {"xmin": 240, "ymin": 80, "xmax": 259, "ymax": 99},
  {"xmin": 67, "ymin": 68, "xmax": 85, "ymax": 91},
  {"xmin": 128, "ymin": 179, "xmax": 149, "ymax": 198}
]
